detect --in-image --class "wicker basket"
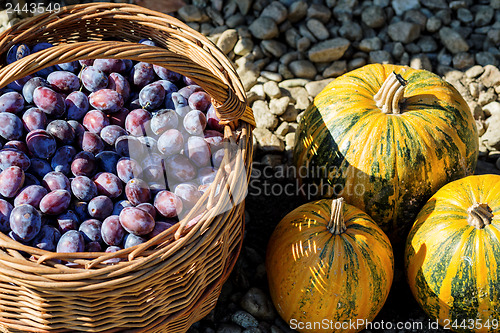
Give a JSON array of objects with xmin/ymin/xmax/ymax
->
[{"xmin": 0, "ymin": 3, "xmax": 254, "ymax": 332}]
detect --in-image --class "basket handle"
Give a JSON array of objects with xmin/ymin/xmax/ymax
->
[{"xmin": 0, "ymin": 40, "xmax": 255, "ymax": 126}]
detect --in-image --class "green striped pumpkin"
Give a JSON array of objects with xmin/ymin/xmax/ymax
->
[
  {"xmin": 406, "ymin": 174, "xmax": 500, "ymax": 332},
  {"xmin": 266, "ymin": 198, "xmax": 394, "ymax": 333},
  {"xmin": 293, "ymin": 64, "xmax": 479, "ymax": 243}
]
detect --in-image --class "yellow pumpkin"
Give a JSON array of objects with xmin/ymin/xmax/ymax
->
[
  {"xmin": 266, "ymin": 198, "xmax": 394, "ymax": 333},
  {"xmin": 406, "ymin": 174, "xmax": 500, "ymax": 332}
]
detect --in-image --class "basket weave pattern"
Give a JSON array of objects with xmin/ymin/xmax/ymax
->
[{"xmin": 0, "ymin": 3, "xmax": 253, "ymax": 332}]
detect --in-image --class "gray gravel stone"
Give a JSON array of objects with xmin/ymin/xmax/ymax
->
[
  {"xmin": 475, "ymin": 5, "xmax": 494, "ymax": 27},
  {"xmin": 348, "ymin": 57, "xmax": 367, "ymax": 70},
  {"xmin": 361, "ymin": 6, "xmax": 386, "ymax": 28},
  {"xmin": 253, "ymin": 128, "xmax": 285, "ymax": 152},
  {"xmin": 482, "ymin": 120, "xmax": 500, "ymax": 151},
  {"xmin": 479, "ymin": 65, "xmax": 500, "ymax": 88},
  {"xmin": 280, "ymin": 104, "xmax": 299, "ymax": 122},
  {"xmin": 288, "ymin": 1, "xmax": 308, "ymax": 23},
  {"xmin": 306, "ymin": 19, "xmax": 330, "ymax": 41},
  {"xmin": 236, "ymin": 0, "xmax": 252, "ymax": 15},
  {"xmin": 478, "ymin": 89, "xmax": 497, "ymax": 106},
  {"xmin": 296, "ymin": 37, "xmax": 311, "ymax": 52},
  {"xmin": 285, "ymin": 132, "xmax": 296, "ymax": 150},
  {"xmin": 287, "ymin": 87, "xmax": 311, "ymax": 110},
  {"xmin": 359, "ymin": 37, "xmax": 382, "ymax": 52},
  {"xmin": 453, "ymin": 52, "xmax": 475, "ymax": 70},
  {"xmin": 339, "ymin": 21, "xmax": 363, "ymax": 41},
  {"xmin": 307, "ymin": 3, "xmax": 332, "ymax": 23},
  {"xmin": 252, "ymin": 100, "xmax": 279, "ymax": 130},
  {"xmin": 240, "ymin": 288, "xmax": 275, "ymax": 321},
  {"xmin": 262, "ymin": 1, "xmax": 288, "ymax": 24},
  {"xmin": 234, "ymin": 38, "xmax": 254, "ymax": 56},
  {"xmin": 216, "ymin": 29, "xmax": 238, "ymax": 54},
  {"xmin": 392, "ymin": 0, "xmax": 420, "ymax": 16},
  {"xmin": 288, "ymin": 60, "xmax": 317, "ymax": 79},
  {"xmin": 426, "ymin": 16, "xmax": 442, "ymax": 32},
  {"xmin": 457, "ymin": 8, "xmax": 473, "ymax": 23},
  {"xmin": 420, "ymin": 0, "xmax": 447, "ymax": 9},
  {"xmin": 263, "ymin": 81, "xmax": 282, "ymax": 99},
  {"xmin": 261, "ymin": 40, "xmax": 287, "ymax": 58},
  {"xmin": 417, "ymin": 36, "xmax": 438, "ymax": 53},
  {"xmin": 323, "ymin": 60, "xmax": 348, "ymax": 78},
  {"xmin": 387, "ymin": 21, "xmax": 421, "ymax": 43},
  {"xmin": 410, "ymin": 54, "xmax": 432, "ymax": 71},
  {"xmin": 308, "ymin": 38, "xmax": 350, "ymax": 62},
  {"xmin": 305, "ymin": 79, "xmax": 334, "ymax": 97},
  {"xmin": 260, "ymin": 71, "xmax": 283, "ymax": 82},
  {"xmin": 369, "ymin": 50, "xmax": 393, "ymax": 64},
  {"xmin": 217, "ymin": 323, "xmax": 243, "ymax": 333},
  {"xmin": 275, "ymin": 122, "xmax": 290, "ymax": 136},
  {"xmin": 249, "ymin": 17, "xmax": 279, "ymax": 40},
  {"xmin": 476, "ymin": 52, "xmax": 498, "ymax": 67},
  {"xmin": 439, "ymin": 27, "xmax": 469, "ymax": 54},
  {"xmin": 178, "ymin": 5, "xmax": 204, "ymax": 22},
  {"xmin": 269, "ymin": 97, "xmax": 292, "ymax": 116}
]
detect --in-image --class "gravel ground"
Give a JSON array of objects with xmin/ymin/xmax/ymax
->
[{"xmin": 2, "ymin": 0, "xmax": 500, "ymax": 332}]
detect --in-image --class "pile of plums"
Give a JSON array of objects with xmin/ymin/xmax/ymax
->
[{"xmin": 0, "ymin": 39, "xmax": 226, "ymax": 257}]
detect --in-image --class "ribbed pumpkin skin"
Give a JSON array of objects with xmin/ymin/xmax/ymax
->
[
  {"xmin": 293, "ymin": 64, "xmax": 478, "ymax": 242},
  {"xmin": 266, "ymin": 199, "xmax": 394, "ymax": 333},
  {"xmin": 405, "ymin": 175, "xmax": 500, "ymax": 333}
]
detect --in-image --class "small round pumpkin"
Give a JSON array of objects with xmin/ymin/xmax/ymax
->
[
  {"xmin": 293, "ymin": 64, "xmax": 479, "ymax": 243},
  {"xmin": 266, "ymin": 198, "xmax": 394, "ymax": 333},
  {"xmin": 406, "ymin": 174, "xmax": 500, "ymax": 332}
]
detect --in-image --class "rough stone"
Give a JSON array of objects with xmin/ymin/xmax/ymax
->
[
  {"xmin": 234, "ymin": 38, "xmax": 254, "ymax": 56},
  {"xmin": 240, "ymin": 288, "xmax": 275, "ymax": 321},
  {"xmin": 216, "ymin": 29, "xmax": 238, "ymax": 54},
  {"xmin": 236, "ymin": 0, "xmax": 252, "ymax": 15},
  {"xmin": 285, "ymin": 132, "xmax": 296, "ymax": 150},
  {"xmin": 307, "ymin": 4, "xmax": 332, "ymax": 23},
  {"xmin": 369, "ymin": 50, "xmax": 392, "ymax": 64},
  {"xmin": 252, "ymin": 100, "xmax": 279, "ymax": 130},
  {"xmin": 261, "ymin": 40, "xmax": 287, "ymax": 58},
  {"xmin": 261, "ymin": 1, "xmax": 288, "ymax": 24},
  {"xmin": 426, "ymin": 16, "xmax": 442, "ymax": 33},
  {"xmin": 439, "ymin": 27, "xmax": 469, "ymax": 54},
  {"xmin": 307, "ymin": 38, "xmax": 350, "ymax": 62},
  {"xmin": 479, "ymin": 65, "xmax": 500, "ymax": 88},
  {"xmin": 482, "ymin": 119, "xmax": 500, "ymax": 151},
  {"xmin": 217, "ymin": 323, "xmax": 242, "ymax": 333},
  {"xmin": 361, "ymin": 6, "xmax": 386, "ymax": 28},
  {"xmin": 323, "ymin": 60, "xmax": 348, "ymax": 78},
  {"xmin": 305, "ymin": 79, "xmax": 334, "ymax": 97},
  {"xmin": 263, "ymin": 81, "xmax": 282, "ymax": 99},
  {"xmin": 410, "ymin": 54, "xmax": 432, "ymax": 71},
  {"xmin": 306, "ymin": 19, "xmax": 330, "ymax": 41},
  {"xmin": 478, "ymin": 89, "xmax": 497, "ymax": 106},
  {"xmin": 269, "ymin": 97, "xmax": 292, "ymax": 116},
  {"xmin": 359, "ymin": 37, "xmax": 382, "ymax": 52},
  {"xmin": 475, "ymin": 5, "xmax": 494, "ymax": 27},
  {"xmin": 339, "ymin": 21, "xmax": 363, "ymax": 41},
  {"xmin": 476, "ymin": 52, "xmax": 498, "ymax": 67},
  {"xmin": 178, "ymin": 5, "xmax": 204, "ymax": 22},
  {"xmin": 287, "ymin": 87, "xmax": 311, "ymax": 110},
  {"xmin": 387, "ymin": 21, "xmax": 421, "ymax": 43},
  {"xmin": 296, "ymin": 37, "xmax": 311, "ymax": 52},
  {"xmin": 280, "ymin": 104, "xmax": 299, "ymax": 122},
  {"xmin": 253, "ymin": 128, "xmax": 285, "ymax": 152},
  {"xmin": 452, "ymin": 52, "xmax": 475, "ymax": 70},
  {"xmin": 483, "ymin": 102, "xmax": 500, "ymax": 118},
  {"xmin": 249, "ymin": 17, "xmax": 279, "ymax": 40},
  {"xmin": 288, "ymin": 1, "xmax": 308, "ymax": 23},
  {"xmin": 288, "ymin": 60, "xmax": 318, "ymax": 79},
  {"xmin": 392, "ymin": 0, "xmax": 420, "ymax": 16},
  {"xmin": 275, "ymin": 122, "xmax": 290, "ymax": 136},
  {"xmin": 457, "ymin": 8, "xmax": 473, "ymax": 23}
]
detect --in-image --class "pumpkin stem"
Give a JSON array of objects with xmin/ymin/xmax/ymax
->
[
  {"xmin": 328, "ymin": 198, "xmax": 346, "ymax": 235},
  {"xmin": 467, "ymin": 203, "xmax": 493, "ymax": 229},
  {"xmin": 374, "ymin": 71, "xmax": 408, "ymax": 115}
]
